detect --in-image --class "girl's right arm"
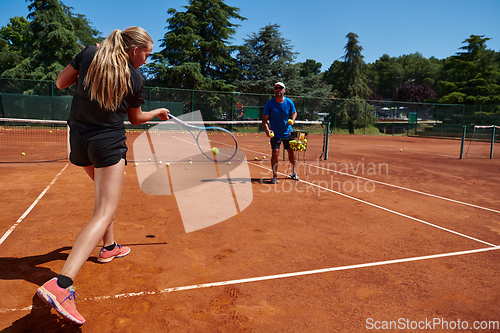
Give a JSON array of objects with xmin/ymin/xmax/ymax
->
[
  {"xmin": 56, "ymin": 64, "xmax": 79, "ymax": 89},
  {"xmin": 128, "ymin": 106, "xmax": 170, "ymax": 125}
]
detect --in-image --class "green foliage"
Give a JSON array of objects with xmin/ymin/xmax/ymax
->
[
  {"xmin": 1, "ymin": 0, "xmax": 102, "ymax": 81},
  {"xmin": 236, "ymin": 24, "xmax": 297, "ymax": 94},
  {"xmin": 154, "ymin": 0, "xmax": 245, "ymax": 91},
  {"xmin": 438, "ymin": 35, "xmax": 500, "ymax": 104}
]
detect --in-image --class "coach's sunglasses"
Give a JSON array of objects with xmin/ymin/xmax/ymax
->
[{"xmin": 274, "ymin": 86, "xmax": 284, "ymax": 90}]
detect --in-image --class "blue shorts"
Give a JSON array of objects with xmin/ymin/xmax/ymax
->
[
  {"xmin": 270, "ymin": 135, "xmax": 293, "ymax": 150},
  {"xmin": 70, "ymin": 134, "xmax": 127, "ymax": 168}
]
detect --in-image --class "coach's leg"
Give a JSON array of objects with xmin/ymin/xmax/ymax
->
[
  {"xmin": 271, "ymin": 148, "xmax": 280, "ymax": 179},
  {"xmin": 287, "ymin": 148, "xmax": 297, "ymax": 175},
  {"xmin": 60, "ymin": 159, "xmax": 125, "ymax": 279}
]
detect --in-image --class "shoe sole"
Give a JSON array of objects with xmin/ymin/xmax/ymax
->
[
  {"xmin": 98, "ymin": 247, "xmax": 131, "ymax": 263},
  {"xmin": 36, "ymin": 286, "xmax": 85, "ymax": 325}
]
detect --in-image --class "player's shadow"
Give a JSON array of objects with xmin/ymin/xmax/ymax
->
[
  {"xmin": 0, "ymin": 247, "xmax": 83, "ymax": 332},
  {"xmin": 1, "ymin": 294, "xmax": 82, "ymax": 333},
  {"xmin": 0, "ymin": 246, "xmax": 72, "ymax": 286}
]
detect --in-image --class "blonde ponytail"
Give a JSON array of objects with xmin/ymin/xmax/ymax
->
[{"xmin": 84, "ymin": 27, "xmax": 153, "ymax": 112}]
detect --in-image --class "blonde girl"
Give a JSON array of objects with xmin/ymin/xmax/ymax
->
[{"xmin": 36, "ymin": 26, "xmax": 170, "ymax": 325}]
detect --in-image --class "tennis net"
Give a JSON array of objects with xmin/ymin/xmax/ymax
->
[{"xmin": 0, "ymin": 118, "xmax": 326, "ymax": 163}]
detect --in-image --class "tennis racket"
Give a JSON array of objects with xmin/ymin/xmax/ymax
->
[{"xmin": 167, "ymin": 114, "xmax": 238, "ymax": 162}]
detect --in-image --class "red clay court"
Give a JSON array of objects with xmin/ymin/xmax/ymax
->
[{"xmin": 1, "ymin": 132, "xmax": 500, "ymax": 332}]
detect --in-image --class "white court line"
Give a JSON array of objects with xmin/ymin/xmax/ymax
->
[
  {"xmin": 250, "ymin": 162, "xmax": 498, "ymax": 248},
  {"xmin": 308, "ymin": 163, "xmax": 500, "ymax": 214},
  {"xmin": 239, "ymin": 144, "xmax": 500, "ymax": 215},
  {"xmin": 2, "ymin": 246, "xmax": 499, "ymax": 313},
  {"xmin": 0, "ymin": 163, "xmax": 69, "ymax": 246}
]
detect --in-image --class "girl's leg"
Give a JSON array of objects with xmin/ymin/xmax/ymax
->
[
  {"xmin": 83, "ymin": 165, "xmax": 116, "ymax": 248},
  {"xmin": 60, "ymin": 159, "xmax": 126, "ymax": 280}
]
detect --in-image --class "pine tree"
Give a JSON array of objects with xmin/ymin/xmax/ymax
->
[
  {"xmin": 3, "ymin": 0, "xmax": 81, "ymax": 81},
  {"xmin": 236, "ymin": 24, "xmax": 297, "ymax": 94},
  {"xmin": 154, "ymin": 0, "xmax": 245, "ymax": 90}
]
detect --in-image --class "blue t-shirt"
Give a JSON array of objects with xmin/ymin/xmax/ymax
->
[{"xmin": 263, "ymin": 97, "xmax": 296, "ymax": 138}]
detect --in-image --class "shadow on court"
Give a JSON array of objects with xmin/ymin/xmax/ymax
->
[
  {"xmin": 1, "ymin": 294, "xmax": 82, "ymax": 333},
  {"xmin": 0, "ymin": 246, "xmax": 72, "ymax": 287}
]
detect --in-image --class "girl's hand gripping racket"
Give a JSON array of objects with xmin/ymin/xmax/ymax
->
[{"xmin": 168, "ymin": 114, "xmax": 238, "ymax": 162}]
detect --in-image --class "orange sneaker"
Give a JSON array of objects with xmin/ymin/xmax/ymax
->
[
  {"xmin": 98, "ymin": 243, "xmax": 130, "ymax": 263},
  {"xmin": 36, "ymin": 278, "xmax": 85, "ymax": 325}
]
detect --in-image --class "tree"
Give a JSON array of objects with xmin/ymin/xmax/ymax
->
[
  {"xmin": 0, "ymin": 16, "xmax": 30, "ymax": 75},
  {"xmin": 60, "ymin": 3, "xmax": 103, "ymax": 47},
  {"xmin": 393, "ymin": 80, "xmax": 437, "ymax": 103},
  {"xmin": 2, "ymin": 0, "xmax": 81, "ymax": 81},
  {"xmin": 338, "ymin": 32, "xmax": 373, "ymax": 133},
  {"xmin": 236, "ymin": 24, "xmax": 297, "ymax": 94},
  {"xmin": 152, "ymin": 0, "xmax": 245, "ymax": 90},
  {"xmin": 438, "ymin": 35, "xmax": 500, "ymax": 104},
  {"xmin": 300, "ymin": 59, "xmax": 322, "ymax": 77}
]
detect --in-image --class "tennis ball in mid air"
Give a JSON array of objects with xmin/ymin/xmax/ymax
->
[
  {"xmin": 287, "ymin": 119, "xmax": 294, "ymax": 125},
  {"xmin": 212, "ymin": 147, "xmax": 219, "ymax": 155}
]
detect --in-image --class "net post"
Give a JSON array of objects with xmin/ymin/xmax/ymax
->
[
  {"xmin": 460, "ymin": 126, "xmax": 466, "ymax": 159},
  {"xmin": 324, "ymin": 122, "xmax": 330, "ymax": 160},
  {"xmin": 490, "ymin": 125, "xmax": 496, "ymax": 159}
]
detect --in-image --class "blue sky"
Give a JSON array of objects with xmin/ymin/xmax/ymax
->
[{"xmin": 1, "ymin": 0, "xmax": 499, "ymax": 71}]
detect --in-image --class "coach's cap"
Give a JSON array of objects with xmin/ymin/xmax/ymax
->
[{"xmin": 274, "ymin": 82, "xmax": 285, "ymax": 89}]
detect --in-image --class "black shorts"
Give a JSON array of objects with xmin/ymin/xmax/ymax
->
[
  {"xmin": 70, "ymin": 134, "xmax": 128, "ymax": 168},
  {"xmin": 270, "ymin": 135, "xmax": 293, "ymax": 150}
]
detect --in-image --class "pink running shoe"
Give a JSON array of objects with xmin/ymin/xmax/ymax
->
[
  {"xmin": 36, "ymin": 278, "xmax": 85, "ymax": 325},
  {"xmin": 98, "ymin": 243, "xmax": 130, "ymax": 263}
]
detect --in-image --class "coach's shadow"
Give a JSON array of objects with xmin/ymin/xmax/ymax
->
[
  {"xmin": 0, "ymin": 246, "xmax": 72, "ymax": 287},
  {"xmin": 1, "ymin": 294, "xmax": 82, "ymax": 333}
]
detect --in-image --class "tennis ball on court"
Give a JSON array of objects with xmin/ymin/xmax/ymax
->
[
  {"xmin": 49, "ymin": 130, "xmax": 52, "ymax": 133},
  {"xmin": 263, "ymin": 156, "xmax": 266, "ymax": 159},
  {"xmin": 189, "ymin": 157, "xmax": 192, "ymax": 161},
  {"xmin": 287, "ymin": 119, "xmax": 294, "ymax": 125},
  {"xmin": 400, "ymin": 149, "xmax": 403, "ymax": 152},
  {"xmin": 166, "ymin": 163, "xmax": 170, "ymax": 166},
  {"xmin": 134, "ymin": 162, "xmax": 139, "ymax": 166},
  {"xmin": 189, "ymin": 161, "xmax": 193, "ymax": 165},
  {"xmin": 159, "ymin": 161, "xmax": 162, "ymax": 164},
  {"xmin": 21, "ymin": 152, "xmax": 25, "ymax": 156},
  {"xmin": 255, "ymin": 157, "xmax": 258, "ymax": 160},
  {"xmin": 148, "ymin": 158, "xmax": 151, "ymax": 161},
  {"xmin": 228, "ymin": 162, "xmax": 231, "ymax": 165},
  {"xmin": 212, "ymin": 147, "xmax": 219, "ymax": 155}
]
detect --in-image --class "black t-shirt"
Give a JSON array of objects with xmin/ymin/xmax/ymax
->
[{"xmin": 67, "ymin": 45, "xmax": 145, "ymax": 140}]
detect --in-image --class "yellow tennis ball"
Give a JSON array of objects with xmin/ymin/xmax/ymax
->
[
  {"xmin": 148, "ymin": 158, "xmax": 151, "ymax": 161},
  {"xmin": 228, "ymin": 162, "xmax": 231, "ymax": 165},
  {"xmin": 400, "ymin": 149, "xmax": 403, "ymax": 152},
  {"xmin": 134, "ymin": 162, "xmax": 139, "ymax": 166},
  {"xmin": 21, "ymin": 152, "xmax": 25, "ymax": 156},
  {"xmin": 159, "ymin": 161, "xmax": 162, "ymax": 164},
  {"xmin": 263, "ymin": 156, "xmax": 266, "ymax": 159},
  {"xmin": 189, "ymin": 161, "xmax": 193, "ymax": 165},
  {"xmin": 287, "ymin": 119, "xmax": 293, "ymax": 125},
  {"xmin": 212, "ymin": 147, "xmax": 219, "ymax": 155},
  {"xmin": 270, "ymin": 132, "xmax": 274, "ymax": 138},
  {"xmin": 166, "ymin": 163, "xmax": 170, "ymax": 166},
  {"xmin": 254, "ymin": 157, "xmax": 258, "ymax": 160}
]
